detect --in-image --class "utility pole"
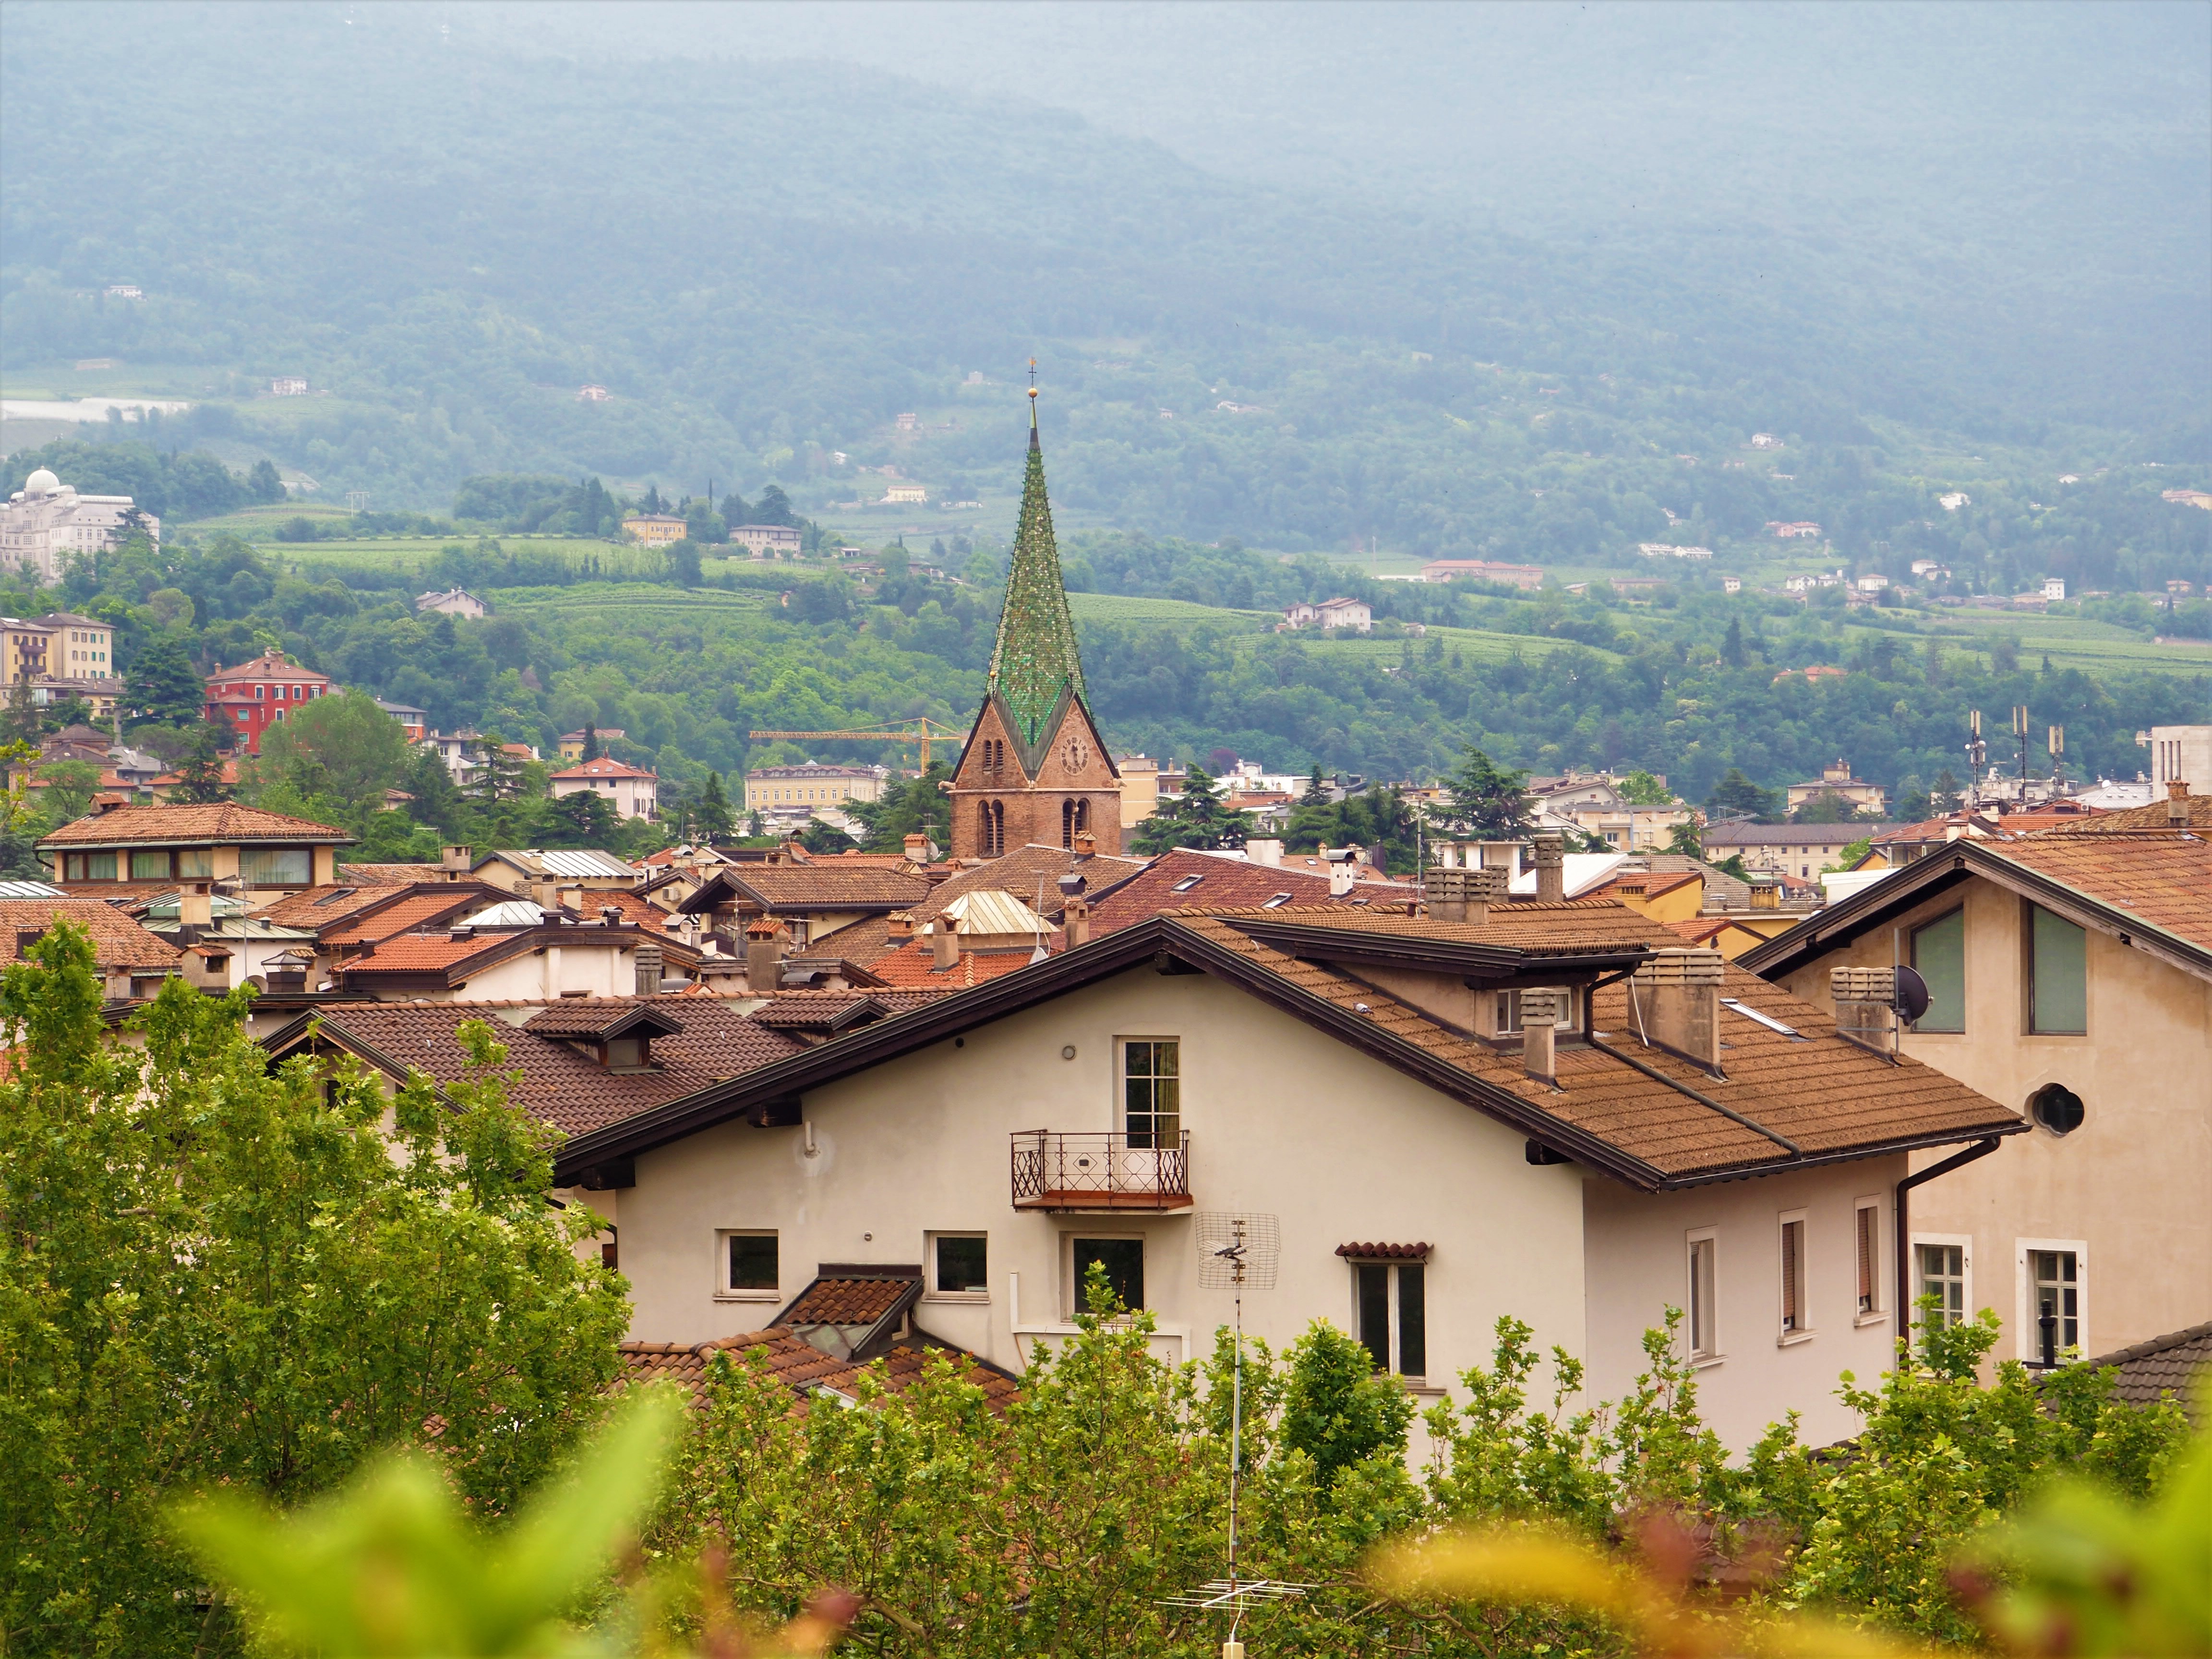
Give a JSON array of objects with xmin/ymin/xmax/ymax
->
[{"xmin": 2013, "ymin": 705, "xmax": 2031, "ymax": 804}]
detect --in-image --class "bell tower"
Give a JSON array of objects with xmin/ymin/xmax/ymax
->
[{"xmin": 947, "ymin": 376, "xmax": 1121, "ymax": 860}]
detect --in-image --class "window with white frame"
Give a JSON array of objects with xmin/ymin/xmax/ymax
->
[
  {"xmin": 1685, "ymin": 1229, "xmax": 1719, "ymax": 1362},
  {"xmin": 1913, "ymin": 1235, "xmax": 1971, "ymax": 1330},
  {"xmin": 2017, "ymin": 1240, "xmax": 2087, "ymax": 1366},
  {"xmin": 1494, "ymin": 987, "xmax": 1575, "ymax": 1035},
  {"xmin": 1120, "ymin": 1039, "xmax": 1180, "ymax": 1150},
  {"xmin": 1854, "ymin": 1199, "xmax": 1883, "ymax": 1319},
  {"xmin": 1349, "ymin": 1256, "xmax": 1427, "ymax": 1379},
  {"xmin": 718, "ymin": 1229, "xmax": 779, "ymax": 1298},
  {"xmin": 1778, "ymin": 1211, "xmax": 1810, "ymax": 1339},
  {"xmin": 929, "ymin": 1232, "xmax": 988, "ymax": 1298}
]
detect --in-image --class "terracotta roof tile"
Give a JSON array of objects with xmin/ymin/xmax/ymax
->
[
  {"xmin": 1088, "ymin": 848, "xmax": 1412, "ymax": 934},
  {"xmin": 1172, "ymin": 912, "xmax": 2020, "ymax": 1182},
  {"xmin": 911, "ymin": 843, "xmax": 1150, "ymax": 923},
  {"xmin": 2030, "ymin": 795, "xmax": 2212, "ymax": 835},
  {"xmin": 1984, "ymin": 834, "xmax": 2212, "ymax": 955},
  {"xmin": 1335, "ymin": 1241, "xmax": 1431, "ymax": 1259},
  {"xmin": 617, "ymin": 1327, "xmax": 1020, "ymax": 1413},
  {"xmin": 716, "ymin": 866, "xmax": 933, "ymax": 911},
  {"xmin": 864, "ymin": 941, "xmax": 1047, "ymax": 987},
  {"xmin": 40, "ymin": 803, "xmax": 352, "ymax": 847},
  {"xmin": 782, "ymin": 1274, "xmax": 919, "ymax": 1326},
  {"xmin": 2073, "ymin": 1320, "xmax": 2212, "ymax": 1419},
  {"xmin": 802, "ymin": 914, "xmax": 899, "ymax": 964},
  {"xmin": 336, "ymin": 862, "xmax": 445, "ymax": 886},
  {"xmin": 0, "ymin": 899, "xmax": 182, "ymax": 973},
  {"xmin": 252, "ymin": 884, "xmax": 405, "ymax": 930},
  {"xmin": 287, "ymin": 997, "xmax": 805, "ymax": 1136},
  {"xmin": 322, "ymin": 889, "xmax": 497, "ymax": 946},
  {"xmin": 550, "ymin": 756, "xmax": 657, "ymax": 780}
]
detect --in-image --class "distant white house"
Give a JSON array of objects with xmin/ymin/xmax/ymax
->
[
  {"xmin": 1766, "ymin": 521, "xmax": 1822, "ymax": 539},
  {"xmin": 1721, "ymin": 576, "xmax": 1742, "ymax": 593},
  {"xmin": 1636, "ymin": 542, "xmax": 1714, "ymax": 560},
  {"xmin": 270, "ymin": 376, "xmax": 308, "ymax": 397},
  {"xmin": 1854, "ymin": 574, "xmax": 1890, "ymax": 594},
  {"xmin": 416, "ymin": 588, "xmax": 488, "ymax": 619},
  {"xmin": 550, "ymin": 756, "xmax": 660, "ymax": 821},
  {"xmin": 732, "ymin": 524, "xmax": 803, "ymax": 556},
  {"xmin": 1284, "ymin": 597, "xmax": 1373, "ymax": 633},
  {"xmin": 104, "ymin": 285, "xmax": 143, "ymax": 300},
  {"xmin": 2043, "ymin": 577, "xmax": 2067, "ymax": 602},
  {"xmin": 577, "ymin": 384, "xmax": 612, "ymax": 402},
  {"xmin": 1750, "ymin": 433, "xmax": 1784, "ymax": 449},
  {"xmin": 0, "ymin": 469, "xmax": 160, "ymax": 583},
  {"xmin": 1939, "ymin": 492, "xmax": 1972, "ymax": 512},
  {"xmin": 881, "ymin": 482, "xmax": 927, "ymax": 505}
]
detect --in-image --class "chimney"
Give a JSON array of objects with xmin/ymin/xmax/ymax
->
[
  {"xmin": 1830, "ymin": 964, "xmax": 1898, "ymax": 1052},
  {"xmin": 529, "ymin": 877, "xmax": 561, "ymax": 909},
  {"xmin": 903, "ymin": 832, "xmax": 929, "ymax": 862},
  {"xmin": 1748, "ymin": 873, "xmax": 1780, "ymax": 910},
  {"xmin": 1063, "ymin": 893, "xmax": 1091, "ymax": 949},
  {"xmin": 634, "ymin": 942, "xmax": 663, "ymax": 997},
  {"xmin": 1326, "ymin": 850, "xmax": 1356, "ymax": 896},
  {"xmin": 1072, "ymin": 830, "xmax": 1097, "ymax": 856},
  {"xmin": 1245, "ymin": 837, "xmax": 1283, "ymax": 868},
  {"xmin": 178, "ymin": 885, "xmax": 212, "ymax": 931},
  {"xmin": 886, "ymin": 910, "xmax": 916, "ymax": 942},
  {"xmin": 441, "ymin": 844, "xmax": 472, "ymax": 879},
  {"xmin": 1520, "ymin": 987, "xmax": 1560, "ymax": 1084},
  {"xmin": 1423, "ymin": 866, "xmax": 1466, "ymax": 923},
  {"xmin": 2168, "ymin": 778, "xmax": 2191, "ymax": 827},
  {"xmin": 745, "ymin": 918, "xmax": 787, "ymax": 994},
  {"xmin": 1476, "ymin": 840, "xmax": 1523, "ymax": 877},
  {"xmin": 1632, "ymin": 949, "xmax": 1725, "ymax": 1072},
  {"xmin": 1531, "ymin": 831, "xmax": 1565, "ymax": 902},
  {"xmin": 930, "ymin": 915, "xmax": 960, "ymax": 970}
]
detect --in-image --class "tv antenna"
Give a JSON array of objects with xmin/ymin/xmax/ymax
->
[{"xmin": 1164, "ymin": 1214, "xmax": 1307, "ymax": 1655}]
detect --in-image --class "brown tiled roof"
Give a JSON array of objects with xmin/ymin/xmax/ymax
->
[
  {"xmin": 575, "ymin": 889, "xmax": 677, "ymax": 933},
  {"xmin": 802, "ymin": 914, "xmax": 899, "ymax": 964},
  {"xmin": 0, "ymin": 899, "xmax": 183, "ymax": 973},
  {"xmin": 910, "ymin": 843, "xmax": 1150, "ymax": 924},
  {"xmin": 781, "ymin": 1274, "xmax": 920, "ymax": 1326},
  {"xmin": 1087, "ymin": 848, "xmax": 1411, "ymax": 935},
  {"xmin": 748, "ymin": 989, "xmax": 946, "ymax": 1029},
  {"xmin": 730, "ymin": 866, "xmax": 933, "ymax": 910},
  {"xmin": 39, "ymin": 803, "xmax": 352, "ymax": 847},
  {"xmin": 1335, "ymin": 1241, "xmax": 1431, "ymax": 1259},
  {"xmin": 252, "ymin": 884, "xmax": 404, "ymax": 931},
  {"xmin": 550, "ymin": 757, "xmax": 656, "ymax": 781},
  {"xmin": 1192, "ymin": 899, "xmax": 1655, "ymax": 956},
  {"xmin": 321, "ymin": 888, "xmax": 498, "ymax": 947},
  {"xmin": 865, "ymin": 940, "xmax": 1048, "ymax": 987},
  {"xmin": 1173, "ymin": 909, "xmax": 2020, "ymax": 1182},
  {"xmin": 2027, "ymin": 794, "xmax": 2212, "ymax": 835},
  {"xmin": 276, "ymin": 997, "xmax": 805, "ymax": 1136},
  {"xmin": 2074, "ymin": 1320, "xmax": 2212, "ymax": 1419},
  {"xmin": 1975, "ymin": 834, "xmax": 2212, "ymax": 956},
  {"xmin": 618, "ymin": 1328, "xmax": 1020, "ymax": 1412},
  {"xmin": 521, "ymin": 999, "xmax": 684, "ymax": 1040},
  {"xmin": 337, "ymin": 862, "xmax": 445, "ymax": 885},
  {"xmin": 337, "ymin": 932, "xmax": 499, "ymax": 974}
]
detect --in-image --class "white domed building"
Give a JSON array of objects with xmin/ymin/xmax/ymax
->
[{"xmin": 2, "ymin": 467, "xmax": 161, "ymax": 583}]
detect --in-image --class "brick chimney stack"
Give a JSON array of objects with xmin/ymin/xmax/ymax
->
[
  {"xmin": 1633, "ymin": 949, "xmax": 1725, "ymax": 1072},
  {"xmin": 1423, "ymin": 865, "xmax": 1508, "ymax": 925},
  {"xmin": 904, "ymin": 832, "xmax": 930, "ymax": 863},
  {"xmin": 2168, "ymin": 778, "xmax": 2191, "ymax": 827},
  {"xmin": 1531, "ymin": 831, "xmax": 1565, "ymax": 902},
  {"xmin": 634, "ymin": 942, "xmax": 664, "ymax": 997},
  {"xmin": 1062, "ymin": 893, "xmax": 1091, "ymax": 949}
]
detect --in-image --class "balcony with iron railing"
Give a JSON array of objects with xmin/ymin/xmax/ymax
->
[{"xmin": 1010, "ymin": 1129, "xmax": 1192, "ymax": 1212}]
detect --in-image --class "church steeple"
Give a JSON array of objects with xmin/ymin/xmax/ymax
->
[{"xmin": 986, "ymin": 377, "xmax": 1086, "ymax": 748}]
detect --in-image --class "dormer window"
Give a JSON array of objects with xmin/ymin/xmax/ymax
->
[
  {"xmin": 1170, "ymin": 874, "xmax": 1204, "ymax": 893},
  {"xmin": 1262, "ymin": 892, "xmax": 1293, "ymax": 908}
]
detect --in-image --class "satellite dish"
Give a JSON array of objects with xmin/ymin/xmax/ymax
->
[{"xmin": 1894, "ymin": 964, "xmax": 1932, "ymax": 1024}]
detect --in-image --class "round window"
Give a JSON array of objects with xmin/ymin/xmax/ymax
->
[{"xmin": 2028, "ymin": 1083, "xmax": 2085, "ymax": 1137}]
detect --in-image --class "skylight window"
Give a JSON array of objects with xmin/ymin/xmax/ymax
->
[
  {"xmin": 1262, "ymin": 892, "xmax": 1294, "ymax": 909},
  {"xmin": 1720, "ymin": 998, "xmax": 1806, "ymax": 1040},
  {"xmin": 312, "ymin": 887, "xmax": 357, "ymax": 905},
  {"xmin": 1170, "ymin": 874, "xmax": 1204, "ymax": 892}
]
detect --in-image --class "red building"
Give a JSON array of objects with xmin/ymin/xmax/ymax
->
[{"xmin": 204, "ymin": 652, "xmax": 336, "ymax": 755}]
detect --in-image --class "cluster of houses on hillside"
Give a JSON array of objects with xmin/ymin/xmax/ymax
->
[{"xmin": 7, "ymin": 412, "xmax": 2204, "ymax": 1441}]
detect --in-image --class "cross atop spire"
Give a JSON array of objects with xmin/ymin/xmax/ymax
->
[{"xmin": 986, "ymin": 378, "xmax": 1085, "ymax": 748}]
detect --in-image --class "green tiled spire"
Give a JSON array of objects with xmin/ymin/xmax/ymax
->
[{"xmin": 986, "ymin": 397, "xmax": 1087, "ymax": 747}]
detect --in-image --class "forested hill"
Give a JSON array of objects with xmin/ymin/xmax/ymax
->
[{"xmin": 3, "ymin": 2, "xmax": 2205, "ymax": 567}]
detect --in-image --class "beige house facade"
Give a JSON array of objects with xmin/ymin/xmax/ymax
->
[
  {"xmin": 556, "ymin": 903, "xmax": 2020, "ymax": 1452},
  {"xmin": 1744, "ymin": 796, "xmax": 2212, "ymax": 1368}
]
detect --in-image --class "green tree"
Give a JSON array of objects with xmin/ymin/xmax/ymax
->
[
  {"xmin": 581, "ymin": 721, "xmax": 601, "ymax": 761},
  {"xmin": 171, "ymin": 721, "xmax": 233, "ymax": 804},
  {"xmin": 1704, "ymin": 767, "xmax": 1778, "ymax": 823},
  {"xmin": 694, "ymin": 769, "xmax": 734, "ymax": 841},
  {"xmin": 1436, "ymin": 746, "xmax": 1532, "ymax": 838},
  {"xmin": 1615, "ymin": 769, "xmax": 1673, "ymax": 805},
  {"xmin": 36, "ymin": 758, "xmax": 101, "ymax": 827},
  {"xmin": 1721, "ymin": 615, "xmax": 1746, "ymax": 667},
  {"xmin": 846, "ymin": 763, "xmax": 949, "ymax": 854},
  {"xmin": 668, "ymin": 539, "xmax": 704, "ymax": 587},
  {"xmin": 1300, "ymin": 764, "xmax": 1330, "ymax": 806},
  {"xmin": 1664, "ymin": 819, "xmax": 1702, "ymax": 858},
  {"xmin": 254, "ymin": 688, "xmax": 410, "ymax": 818},
  {"xmin": 246, "ymin": 458, "xmax": 285, "ymax": 503},
  {"xmin": 124, "ymin": 635, "xmax": 206, "ymax": 726},
  {"xmin": 1792, "ymin": 789, "xmax": 1865, "ymax": 824},
  {"xmin": 0, "ymin": 928, "xmax": 627, "ymax": 1656},
  {"xmin": 1279, "ymin": 1321, "xmax": 1417, "ymax": 1492},
  {"xmin": 1130, "ymin": 766, "xmax": 1251, "ymax": 853},
  {"xmin": 544, "ymin": 786, "xmax": 618, "ymax": 847}
]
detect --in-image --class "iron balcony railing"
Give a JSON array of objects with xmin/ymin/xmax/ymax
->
[{"xmin": 1010, "ymin": 1129, "xmax": 1191, "ymax": 1210}]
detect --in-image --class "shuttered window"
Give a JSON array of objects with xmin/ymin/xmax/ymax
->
[
  {"xmin": 1855, "ymin": 1204, "xmax": 1880, "ymax": 1315},
  {"xmin": 1780, "ymin": 1217, "xmax": 1807, "ymax": 1334}
]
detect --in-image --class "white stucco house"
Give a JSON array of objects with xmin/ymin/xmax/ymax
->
[{"xmin": 1, "ymin": 468, "xmax": 161, "ymax": 582}]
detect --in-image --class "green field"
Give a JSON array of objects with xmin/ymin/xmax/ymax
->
[{"xmin": 1068, "ymin": 592, "xmax": 1273, "ymax": 629}]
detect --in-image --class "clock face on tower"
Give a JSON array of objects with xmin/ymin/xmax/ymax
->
[{"xmin": 1061, "ymin": 735, "xmax": 1090, "ymax": 773}]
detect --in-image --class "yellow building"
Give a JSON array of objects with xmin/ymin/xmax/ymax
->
[
  {"xmin": 744, "ymin": 762, "xmax": 887, "ymax": 813},
  {"xmin": 623, "ymin": 515, "xmax": 687, "ymax": 546}
]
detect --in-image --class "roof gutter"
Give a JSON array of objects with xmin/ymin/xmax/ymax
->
[{"xmin": 1895, "ymin": 1136, "xmax": 2004, "ymax": 1336}]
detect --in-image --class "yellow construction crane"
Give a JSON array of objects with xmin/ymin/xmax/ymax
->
[{"xmin": 748, "ymin": 718, "xmax": 967, "ymax": 770}]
